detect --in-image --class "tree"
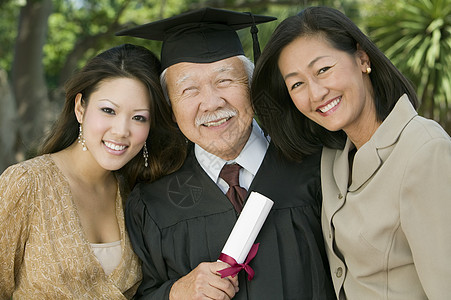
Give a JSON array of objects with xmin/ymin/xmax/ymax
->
[
  {"xmin": 368, "ymin": 0, "xmax": 451, "ymax": 133},
  {"xmin": 11, "ymin": 0, "xmax": 52, "ymax": 162},
  {"xmin": 0, "ymin": 69, "xmax": 17, "ymax": 172}
]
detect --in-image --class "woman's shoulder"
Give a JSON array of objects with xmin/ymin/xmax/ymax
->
[
  {"xmin": 1, "ymin": 154, "xmax": 56, "ymax": 183},
  {"xmin": 391, "ymin": 95, "xmax": 449, "ymax": 143},
  {"xmin": 0, "ymin": 155, "xmax": 58, "ymax": 213},
  {"xmin": 407, "ymin": 115, "xmax": 450, "ymax": 142}
]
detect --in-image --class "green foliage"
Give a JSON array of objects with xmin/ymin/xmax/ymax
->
[
  {"xmin": 0, "ymin": 1, "xmax": 21, "ymax": 72},
  {"xmin": 44, "ymin": 0, "xmax": 142, "ymax": 88},
  {"xmin": 368, "ymin": 0, "xmax": 451, "ymax": 127},
  {"xmin": 44, "ymin": 11, "xmax": 80, "ymax": 84},
  {"xmin": 43, "ymin": 0, "xmax": 195, "ymax": 89}
]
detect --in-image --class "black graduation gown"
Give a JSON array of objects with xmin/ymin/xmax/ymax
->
[{"xmin": 126, "ymin": 143, "xmax": 335, "ymax": 299}]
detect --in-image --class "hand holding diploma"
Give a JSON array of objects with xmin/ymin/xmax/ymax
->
[
  {"xmin": 170, "ymin": 192, "xmax": 273, "ymax": 299},
  {"xmin": 218, "ymin": 192, "xmax": 274, "ymax": 280}
]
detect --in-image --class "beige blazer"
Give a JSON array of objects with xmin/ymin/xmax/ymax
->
[{"xmin": 321, "ymin": 95, "xmax": 451, "ymax": 299}]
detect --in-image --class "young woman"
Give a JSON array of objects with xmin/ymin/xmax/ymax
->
[
  {"xmin": 251, "ymin": 6, "xmax": 451, "ymax": 299},
  {"xmin": 0, "ymin": 44, "xmax": 186, "ymax": 298}
]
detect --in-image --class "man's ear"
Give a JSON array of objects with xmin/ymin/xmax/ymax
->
[
  {"xmin": 74, "ymin": 93, "xmax": 85, "ymax": 123},
  {"xmin": 356, "ymin": 43, "xmax": 371, "ymax": 72}
]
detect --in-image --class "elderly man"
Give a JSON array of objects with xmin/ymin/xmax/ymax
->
[{"xmin": 118, "ymin": 7, "xmax": 334, "ymax": 300}]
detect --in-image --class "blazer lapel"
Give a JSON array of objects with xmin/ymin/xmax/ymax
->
[
  {"xmin": 348, "ymin": 139, "xmax": 382, "ymax": 192},
  {"xmin": 328, "ymin": 140, "xmax": 352, "ymax": 214},
  {"xmin": 348, "ymin": 95, "xmax": 417, "ymax": 192},
  {"xmin": 333, "ymin": 142, "xmax": 351, "ymax": 196}
]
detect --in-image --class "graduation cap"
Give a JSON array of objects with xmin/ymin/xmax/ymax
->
[{"xmin": 116, "ymin": 7, "xmax": 276, "ymax": 69}]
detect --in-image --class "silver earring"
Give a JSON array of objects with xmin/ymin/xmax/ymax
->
[
  {"xmin": 78, "ymin": 124, "xmax": 87, "ymax": 151},
  {"xmin": 143, "ymin": 142, "xmax": 149, "ymax": 167},
  {"xmin": 366, "ymin": 67, "xmax": 372, "ymax": 74}
]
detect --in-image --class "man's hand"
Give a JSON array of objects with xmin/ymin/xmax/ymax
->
[{"xmin": 169, "ymin": 261, "xmax": 239, "ymax": 300}]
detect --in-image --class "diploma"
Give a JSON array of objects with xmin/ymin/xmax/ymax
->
[{"xmin": 218, "ymin": 191, "xmax": 274, "ymax": 280}]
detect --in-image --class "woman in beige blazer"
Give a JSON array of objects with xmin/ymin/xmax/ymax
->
[{"xmin": 251, "ymin": 6, "xmax": 451, "ymax": 300}]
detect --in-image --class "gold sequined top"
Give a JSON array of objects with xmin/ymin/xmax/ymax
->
[{"xmin": 0, "ymin": 155, "xmax": 142, "ymax": 299}]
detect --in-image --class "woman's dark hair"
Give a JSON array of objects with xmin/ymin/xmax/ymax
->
[
  {"xmin": 251, "ymin": 6, "xmax": 418, "ymax": 161},
  {"xmin": 40, "ymin": 44, "xmax": 187, "ymax": 189}
]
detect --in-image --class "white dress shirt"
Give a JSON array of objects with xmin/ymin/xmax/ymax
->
[{"xmin": 195, "ymin": 119, "xmax": 269, "ymax": 193}]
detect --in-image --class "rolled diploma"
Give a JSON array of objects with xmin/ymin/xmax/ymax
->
[{"xmin": 219, "ymin": 191, "xmax": 274, "ymax": 264}]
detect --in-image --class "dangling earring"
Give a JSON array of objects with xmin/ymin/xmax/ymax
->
[
  {"xmin": 143, "ymin": 142, "xmax": 149, "ymax": 167},
  {"xmin": 366, "ymin": 67, "xmax": 372, "ymax": 74},
  {"xmin": 78, "ymin": 124, "xmax": 87, "ymax": 151}
]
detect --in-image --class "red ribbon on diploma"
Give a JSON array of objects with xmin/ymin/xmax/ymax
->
[{"xmin": 217, "ymin": 243, "xmax": 260, "ymax": 281}]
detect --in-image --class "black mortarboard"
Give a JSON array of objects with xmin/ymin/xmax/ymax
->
[{"xmin": 116, "ymin": 7, "xmax": 276, "ymax": 69}]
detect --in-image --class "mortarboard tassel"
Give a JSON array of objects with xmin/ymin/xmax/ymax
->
[{"xmin": 248, "ymin": 12, "xmax": 261, "ymax": 64}]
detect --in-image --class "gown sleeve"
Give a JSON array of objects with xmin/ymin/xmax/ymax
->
[
  {"xmin": 125, "ymin": 184, "xmax": 177, "ymax": 299},
  {"xmin": 0, "ymin": 164, "xmax": 35, "ymax": 298},
  {"xmin": 400, "ymin": 135, "xmax": 451, "ymax": 298}
]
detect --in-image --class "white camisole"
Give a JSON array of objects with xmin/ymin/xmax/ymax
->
[{"xmin": 90, "ymin": 240, "xmax": 122, "ymax": 276}]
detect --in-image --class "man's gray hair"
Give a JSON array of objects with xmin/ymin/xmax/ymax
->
[{"xmin": 160, "ymin": 55, "xmax": 255, "ymax": 104}]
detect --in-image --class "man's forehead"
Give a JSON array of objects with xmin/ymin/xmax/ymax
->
[{"xmin": 168, "ymin": 57, "xmax": 240, "ymax": 83}]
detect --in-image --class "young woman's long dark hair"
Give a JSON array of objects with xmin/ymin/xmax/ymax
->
[
  {"xmin": 251, "ymin": 6, "xmax": 418, "ymax": 162},
  {"xmin": 40, "ymin": 44, "xmax": 187, "ymax": 189}
]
